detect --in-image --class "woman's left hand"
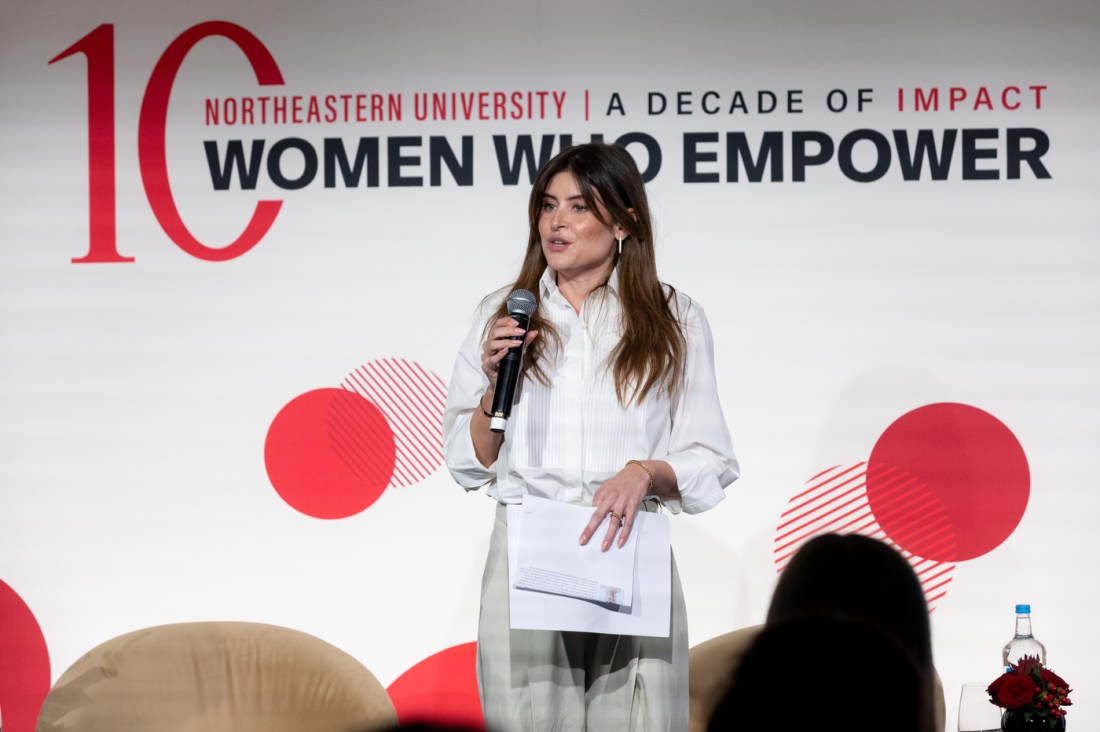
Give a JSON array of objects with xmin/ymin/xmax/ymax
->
[{"xmin": 580, "ymin": 465, "xmax": 651, "ymax": 551}]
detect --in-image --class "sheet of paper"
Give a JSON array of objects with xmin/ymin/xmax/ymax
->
[
  {"xmin": 507, "ymin": 495, "xmax": 671, "ymax": 637},
  {"xmin": 514, "ymin": 495, "xmax": 637, "ymax": 606}
]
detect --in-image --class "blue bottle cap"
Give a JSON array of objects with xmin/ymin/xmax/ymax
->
[{"xmin": 1016, "ymin": 604, "xmax": 1031, "ymax": 613}]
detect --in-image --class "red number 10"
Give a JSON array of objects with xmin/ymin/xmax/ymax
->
[{"xmin": 50, "ymin": 22, "xmax": 285, "ymax": 263}]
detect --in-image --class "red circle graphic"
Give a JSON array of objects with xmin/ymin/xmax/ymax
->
[
  {"xmin": 264, "ymin": 387, "xmax": 396, "ymax": 519},
  {"xmin": 0, "ymin": 580, "xmax": 51, "ymax": 731},
  {"xmin": 386, "ymin": 642, "xmax": 484, "ymax": 730},
  {"xmin": 867, "ymin": 402, "xmax": 1029, "ymax": 562}
]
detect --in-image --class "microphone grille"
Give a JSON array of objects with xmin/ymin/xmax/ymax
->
[{"xmin": 507, "ymin": 289, "xmax": 537, "ymax": 317}]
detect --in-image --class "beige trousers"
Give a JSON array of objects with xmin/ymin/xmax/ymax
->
[{"xmin": 477, "ymin": 503, "xmax": 689, "ymax": 732}]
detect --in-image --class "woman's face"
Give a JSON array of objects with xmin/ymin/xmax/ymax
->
[{"xmin": 538, "ymin": 172, "xmax": 619, "ymax": 285}]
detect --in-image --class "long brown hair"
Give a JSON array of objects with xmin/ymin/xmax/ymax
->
[{"xmin": 491, "ymin": 142, "xmax": 685, "ymax": 405}]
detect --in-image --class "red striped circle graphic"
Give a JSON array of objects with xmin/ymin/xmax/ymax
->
[
  {"xmin": 773, "ymin": 462, "xmax": 955, "ymax": 612},
  {"xmin": 342, "ymin": 358, "xmax": 446, "ymax": 488}
]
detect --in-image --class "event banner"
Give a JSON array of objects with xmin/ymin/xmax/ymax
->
[{"xmin": 2, "ymin": 1, "xmax": 1098, "ymax": 729}]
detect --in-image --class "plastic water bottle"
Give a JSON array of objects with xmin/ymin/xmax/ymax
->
[{"xmin": 1002, "ymin": 603, "xmax": 1047, "ymax": 671}]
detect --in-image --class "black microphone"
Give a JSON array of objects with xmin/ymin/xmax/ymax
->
[{"xmin": 489, "ymin": 289, "xmax": 537, "ymax": 433}]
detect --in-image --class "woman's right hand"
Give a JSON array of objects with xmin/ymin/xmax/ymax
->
[{"xmin": 480, "ymin": 315, "xmax": 537, "ymax": 385}]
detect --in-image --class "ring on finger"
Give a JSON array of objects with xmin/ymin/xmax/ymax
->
[{"xmin": 609, "ymin": 511, "xmax": 623, "ymax": 523}]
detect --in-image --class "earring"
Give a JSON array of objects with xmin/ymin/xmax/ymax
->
[{"xmin": 617, "ymin": 235, "xmax": 625, "ymax": 255}]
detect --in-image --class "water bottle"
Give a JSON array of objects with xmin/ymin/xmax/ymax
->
[{"xmin": 1002, "ymin": 603, "xmax": 1047, "ymax": 671}]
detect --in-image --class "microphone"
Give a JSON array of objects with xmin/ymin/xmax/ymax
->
[{"xmin": 489, "ymin": 289, "xmax": 537, "ymax": 433}]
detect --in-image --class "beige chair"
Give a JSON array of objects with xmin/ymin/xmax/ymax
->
[
  {"xmin": 687, "ymin": 624, "xmax": 761, "ymax": 732},
  {"xmin": 687, "ymin": 624, "xmax": 947, "ymax": 732},
  {"xmin": 36, "ymin": 621, "xmax": 398, "ymax": 732}
]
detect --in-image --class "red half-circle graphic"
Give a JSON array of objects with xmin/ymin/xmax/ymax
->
[
  {"xmin": 387, "ymin": 642, "xmax": 484, "ymax": 730},
  {"xmin": 0, "ymin": 579, "xmax": 51, "ymax": 732},
  {"xmin": 264, "ymin": 387, "xmax": 396, "ymax": 519}
]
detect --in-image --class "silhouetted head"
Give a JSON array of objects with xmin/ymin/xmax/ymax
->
[{"xmin": 767, "ymin": 532, "xmax": 933, "ymax": 669}]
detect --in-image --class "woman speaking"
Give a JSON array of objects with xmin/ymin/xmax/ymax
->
[{"xmin": 443, "ymin": 141, "xmax": 739, "ymax": 731}]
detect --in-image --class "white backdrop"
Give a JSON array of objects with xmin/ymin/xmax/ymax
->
[{"xmin": 2, "ymin": 1, "xmax": 1098, "ymax": 730}]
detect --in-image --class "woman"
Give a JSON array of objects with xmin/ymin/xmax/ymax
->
[
  {"xmin": 700, "ymin": 533, "xmax": 941, "ymax": 732},
  {"xmin": 443, "ymin": 142, "xmax": 739, "ymax": 731},
  {"xmin": 706, "ymin": 615, "xmax": 928, "ymax": 732},
  {"xmin": 766, "ymin": 533, "xmax": 936, "ymax": 666},
  {"xmin": 764, "ymin": 533, "xmax": 941, "ymax": 732}
]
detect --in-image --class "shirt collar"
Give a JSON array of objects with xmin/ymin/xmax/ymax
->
[{"xmin": 539, "ymin": 266, "xmax": 621, "ymax": 306}]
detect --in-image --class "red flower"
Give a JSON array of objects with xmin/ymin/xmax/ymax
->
[
  {"xmin": 991, "ymin": 673, "xmax": 1039, "ymax": 709},
  {"xmin": 1040, "ymin": 667, "xmax": 1069, "ymax": 691},
  {"xmin": 1014, "ymin": 655, "xmax": 1042, "ymax": 676},
  {"xmin": 987, "ymin": 655, "xmax": 1073, "ymax": 721}
]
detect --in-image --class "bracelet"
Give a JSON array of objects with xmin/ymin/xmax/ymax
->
[
  {"xmin": 479, "ymin": 393, "xmax": 493, "ymax": 418},
  {"xmin": 626, "ymin": 460, "xmax": 655, "ymax": 492}
]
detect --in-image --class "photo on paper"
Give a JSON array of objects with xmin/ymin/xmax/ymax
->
[{"xmin": 514, "ymin": 565, "xmax": 626, "ymax": 609}]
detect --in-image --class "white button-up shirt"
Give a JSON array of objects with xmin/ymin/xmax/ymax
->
[{"xmin": 443, "ymin": 268, "xmax": 739, "ymax": 514}]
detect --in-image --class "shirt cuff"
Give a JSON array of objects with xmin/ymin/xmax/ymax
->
[
  {"xmin": 663, "ymin": 451, "xmax": 736, "ymax": 515},
  {"xmin": 443, "ymin": 412, "xmax": 496, "ymax": 490}
]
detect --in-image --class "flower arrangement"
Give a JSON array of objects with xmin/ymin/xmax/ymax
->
[{"xmin": 987, "ymin": 654, "xmax": 1072, "ymax": 729}]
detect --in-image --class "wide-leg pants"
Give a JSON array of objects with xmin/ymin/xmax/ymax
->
[{"xmin": 477, "ymin": 502, "xmax": 689, "ymax": 732}]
